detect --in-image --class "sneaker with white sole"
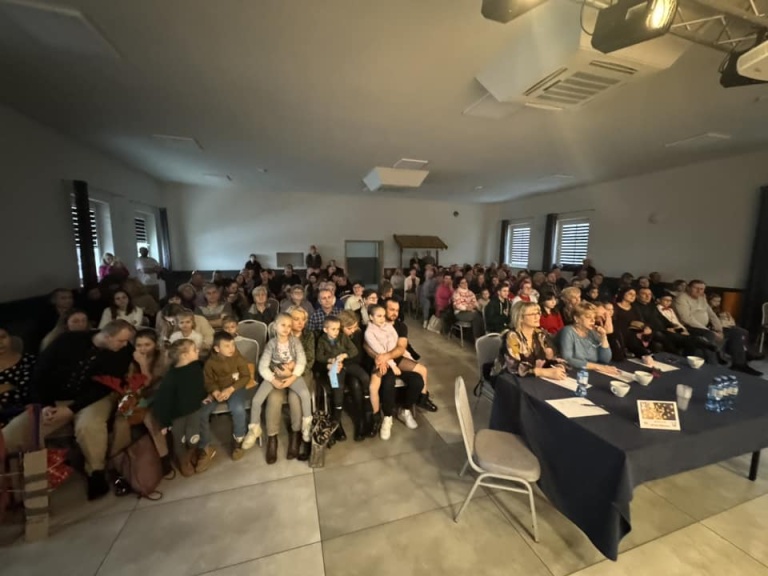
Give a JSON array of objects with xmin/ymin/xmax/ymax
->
[
  {"xmin": 380, "ymin": 416, "xmax": 393, "ymax": 440},
  {"xmin": 241, "ymin": 423, "xmax": 261, "ymax": 450},
  {"xmin": 422, "ymin": 320, "xmax": 428, "ymax": 329},
  {"xmin": 398, "ymin": 408, "xmax": 419, "ymax": 430}
]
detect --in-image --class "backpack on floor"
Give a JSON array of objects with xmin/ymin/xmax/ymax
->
[{"xmin": 110, "ymin": 434, "xmax": 162, "ymax": 500}]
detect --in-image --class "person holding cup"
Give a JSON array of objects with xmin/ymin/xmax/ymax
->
[
  {"xmin": 559, "ymin": 303, "xmax": 619, "ymax": 376},
  {"xmin": 492, "ymin": 301, "xmax": 566, "ymax": 380}
]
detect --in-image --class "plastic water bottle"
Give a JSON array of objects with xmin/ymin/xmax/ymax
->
[
  {"xmin": 575, "ymin": 369, "xmax": 589, "ymax": 397},
  {"xmin": 727, "ymin": 375, "xmax": 739, "ymax": 410},
  {"xmin": 716, "ymin": 378, "xmax": 728, "ymax": 412},
  {"xmin": 706, "ymin": 378, "xmax": 720, "ymax": 412}
]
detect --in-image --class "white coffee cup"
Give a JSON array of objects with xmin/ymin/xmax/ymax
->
[
  {"xmin": 634, "ymin": 371, "xmax": 653, "ymax": 386},
  {"xmin": 610, "ymin": 380, "xmax": 630, "ymax": 397},
  {"xmin": 686, "ymin": 356, "xmax": 705, "ymax": 369}
]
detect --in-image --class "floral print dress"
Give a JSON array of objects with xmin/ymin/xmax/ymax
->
[
  {"xmin": 493, "ymin": 329, "xmax": 556, "ymax": 378},
  {"xmin": 0, "ymin": 353, "xmax": 36, "ymax": 426}
]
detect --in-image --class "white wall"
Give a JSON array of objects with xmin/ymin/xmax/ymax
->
[
  {"xmin": 484, "ymin": 150, "xmax": 768, "ymax": 288},
  {"xmin": 0, "ymin": 103, "xmax": 162, "ymax": 301},
  {"xmin": 164, "ymin": 184, "xmax": 486, "ymax": 271}
]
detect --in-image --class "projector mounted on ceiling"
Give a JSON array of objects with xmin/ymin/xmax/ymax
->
[
  {"xmin": 737, "ymin": 39, "xmax": 768, "ymax": 81},
  {"xmin": 363, "ymin": 163, "xmax": 429, "ymax": 192}
]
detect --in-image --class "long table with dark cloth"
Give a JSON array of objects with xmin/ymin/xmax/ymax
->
[{"xmin": 489, "ymin": 354, "xmax": 768, "ymax": 560}]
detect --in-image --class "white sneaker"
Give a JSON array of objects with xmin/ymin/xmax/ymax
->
[
  {"xmin": 380, "ymin": 416, "xmax": 393, "ymax": 440},
  {"xmin": 301, "ymin": 416, "xmax": 313, "ymax": 442},
  {"xmin": 241, "ymin": 423, "xmax": 261, "ymax": 450},
  {"xmin": 422, "ymin": 320, "xmax": 428, "ymax": 329},
  {"xmin": 398, "ymin": 408, "xmax": 419, "ymax": 430}
]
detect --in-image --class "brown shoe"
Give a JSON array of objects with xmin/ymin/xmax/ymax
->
[
  {"xmin": 297, "ymin": 440, "xmax": 311, "ymax": 461},
  {"xmin": 232, "ymin": 438, "xmax": 245, "ymax": 461},
  {"xmin": 178, "ymin": 449, "xmax": 195, "ymax": 477},
  {"xmin": 195, "ymin": 446, "xmax": 216, "ymax": 473},
  {"xmin": 266, "ymin": 435, "xmax": 278, "ymax": 465},
  {"xmin": 287, "ymin": 431, "xmax": 301, "ymax": 460}
]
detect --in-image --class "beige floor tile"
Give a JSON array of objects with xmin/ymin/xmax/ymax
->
[
  {"xmin": 619, "ymin": 486, "xmax": 696, "ymax": 552},
  {"xmin": 718, "ymin": 451, "xmax": 768, "ymax": 482},
  {"xmin": 703, "ymin": 493, "xmax": 768, "ymax": 567},
  {"xmin": 0, "ymin": 511, "xmax": 130, "ymax": 576},
  {"xmin": 322, "ymin": 497, "xmax": 550, "ymax": 576},
  {"xmin": 48, "ymin": 474, "xmax": 139, "ymax": 527},
  {"xmin": 97, "ymin": 474, "xmax": 320, "ymax": 576},
  {"xmin": 136, "ymin": 430, "xmax": 312, "ymax": 508},
  {"xmin": 570, "ymin": 524, "xmax": 768, "ymax": 576},
  {"xmin": 645, "ymin": 463, "xmax": 768, "ymax": 520},
  {"xmin": 203, "ymin": 543, "xmax": 325, "ymax": 576},
  {"xmin": 314, "ymin": 444, "xmax": 478, "ymax": 540}
]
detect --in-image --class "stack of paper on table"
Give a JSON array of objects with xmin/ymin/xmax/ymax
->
[
  {"xmin": 540, "ymin": 376, "xmax": 591, "ymax": 392},
  {"xmin": 628, "ymin": 358, "xmax": 679, "ymax": 372}
]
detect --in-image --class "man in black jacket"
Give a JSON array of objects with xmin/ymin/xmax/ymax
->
[
  {"xmin": 2, "ymin": 320, "xmax": 135, "ymax": 500},
  {"xmin": 634, "ymin": 288, "xmax": 701, "ymax": 356},
  {"xmin": 484, "ymin": 283, "xmax": 511, "ymax": 334}
]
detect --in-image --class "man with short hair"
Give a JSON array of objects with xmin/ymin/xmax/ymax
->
[
  {"xmin": 344, "ymin": 281, "xmax": 366, "ymax": 319},
  {"xmin": 674, "ymin": 280, "xmax": 760, "ymax": 375},
  {"xmin": 635, "ymin": 288, "xmax": 701, "ymax": 356},
  {"xmin": 2, "ymin": 320, "xmax": 136, "ymax": 500},
  {"xmin": 649, "ymin": 272, "xmax": 665, "ymax": 299},
  {"xmin": 305, "ymin": 245, "xmax": 322, "ymax": 277},
  {"xmin": 484, "ymin": 282, "xmax": 511, "ymax": 334},
  {"xmin": 309, "ymin": 288, "xmax": 343, "ymax": 331}
]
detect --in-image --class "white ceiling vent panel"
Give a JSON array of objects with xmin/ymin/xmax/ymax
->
[
  {"xmin": 363, "ymin": 167, "xmax": 429, "ymax": 192},
  {"xmin": 476, "ymin": 1, "xmax": 689, "ymax": 110}
]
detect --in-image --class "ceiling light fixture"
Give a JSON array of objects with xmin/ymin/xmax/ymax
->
[
  {"xmin": 591, "ymin": 0, "xmax": 677, "ymax": 54},
  {"xmin": 151, "ymin": 134, "xmax": 203, "ymax": 151},
  {"xmin": 481, "ymin": 0, "xmax": 549, "ymax": 24}
]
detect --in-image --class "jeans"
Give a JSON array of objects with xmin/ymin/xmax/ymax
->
[
  {"xmin": 249, "ymin": 377, "xmax": 311, "ymax": 424},
  {"xmin": 170, "ymin": 410, "xmax": 202, "ymax": 458},
  {"xmin": 687, "ymin": 327, "xmax": 747, "ymax": 365},
  {"xmin": 199, "ymin": 387, "xmax": 248, "ymax": 447},
  {"xmin": 265, "ymin": 385, "xmax": 303, "ymax": 436}
]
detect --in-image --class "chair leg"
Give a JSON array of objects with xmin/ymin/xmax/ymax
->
[
  {"xmin": 526, "ymin": 482, "xmax": 539, "ymax": 542},
  {"xmin": 454, "ymin": 476, "xmax": 483, "ymax": 522},
  {"xmin": 471, "ymin": 391, "xmax": 482, "ymax": 416},
  {"xmin": 459, "ymin": 458, "xmax": 469, "ymax": 478},
  {"xmin": 760, "ymin": 331, "xmax": 765, "ymax": 354}
]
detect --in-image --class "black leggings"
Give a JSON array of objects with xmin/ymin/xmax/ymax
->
[
  {"xmin": 379, "ymin": 370, "xmax": 423, "ymax": 417},
  {"xmin": 317, "ymin": 364, "xmax": 370, "ymax": 419}
]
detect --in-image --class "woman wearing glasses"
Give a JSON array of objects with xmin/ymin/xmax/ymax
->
[
  {"xmin": 493, "ymin": 301, "xmax": 565, "ymax": 380},
  {"xmin": 559, "ymin": 302, "xmax": 618, "ymax": 375}
]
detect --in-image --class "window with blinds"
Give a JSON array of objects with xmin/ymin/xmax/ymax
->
[
  {"xmin": 505, "ymin": 223, "xmax": 531, "ymax": 268},
  {"xmin": 71, "ymin": 205, "xmax": 98, "ymax": 248},
  {"xmin": 554, "ymin": 218, "xmax": 590, "ymax": 266},
  {"xmin": 135, "ymin": 216, "xmax": 148, "ymax": 244}
]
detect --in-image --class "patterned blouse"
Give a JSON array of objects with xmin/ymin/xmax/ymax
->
[
  {"xmin": 0, "ymin": 353, "xmax": 36, "ymax": 426},
  {"xmin": 494, "ymin": 329, "xmax": 555, "ymax": 378}
]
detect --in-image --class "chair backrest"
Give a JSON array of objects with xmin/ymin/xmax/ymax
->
[
  {"xmin": 475, "ymin": 333, "xmax": 502, "ymax": 377},
  {"xmin": 340, "ymin": 294, "xmax": 352, "ymax": 303},
  {"xmin": 268, "ymin": 298, "xmax": 280, "ymax": 311},
  {"xmin": 235, "ymin": 336, "xmax": 260, "ymax": 365},
  {"xmin": 238, "ymin": 320, "xmax": 268, "ymax": 352},
  {"xmin": 267, "ymin": 321, "xmax": 276, "ymax": 340},
  {"xmin": 762, "ymin": 302, "xmax": 768, "ymax": 325},
  {"xmin": 454, "ymin": 376, "xmax": 476, "ymax": 464}
]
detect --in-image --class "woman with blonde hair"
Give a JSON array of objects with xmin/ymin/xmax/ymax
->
[
  {"xmin": 493, "ymin": 301, "xmax": 565, "ymax": 379},
  {"xmin": 558, "ymin": 303, "xmax": 618, "ymax": 375}
]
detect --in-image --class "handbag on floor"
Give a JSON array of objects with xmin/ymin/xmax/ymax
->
[
  {"xmin": 426, "ymin": 315, "xmax": 442, "ymax": 333},
  {"xmin": 110, "ymin": 434, "xmax": 162, "ymax": 500}
]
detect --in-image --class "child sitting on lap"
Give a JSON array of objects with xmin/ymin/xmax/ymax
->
[{"xmin": 242, "ymin": 313, "xmax": 313, "ymax": 451}]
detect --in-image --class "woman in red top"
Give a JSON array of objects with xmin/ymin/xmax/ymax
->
[
  {"xmin": 538, "ymin": 292, "xmax": 564, "ymax": 335},
  {"xmin": 434, "ymin": 273, "xmax": 454, "ymax": 317}
]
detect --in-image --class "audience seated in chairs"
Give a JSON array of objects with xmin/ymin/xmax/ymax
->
[
  {"xmin": 308, "ymin": 287, "xmax": 343, "ymax": 331},
  {"xmin": 338, "ymin": 311, "xmax": 374, "ymax": 441},
  {"xmin": 434, "ymin": 273, "xmax": 454, "ymax": 320},
  {"xmin": 2, "ymin": 320, "xmax": 136, "ymax": 500},
  {"xmin": 224, "ymin": 279, "xmax": 250, "ymax": 320},
  {"xmin": 673, "ymin": 281, "xmax": 759, "ymax": 375},
  {"xmin": 343, "ymin": 281, "xmax": 366, "ymax": 315},
  {"xmin": 280, "ymin": 284, "xmax": 314, "ymax": 316},
  {"xmin": 195, "ymin": 283, "xmax": 233, "ymax": 330},
  {"xmin": 359, "ymin": 289, "xmax": 378, "ymax": 326},
  {"xmin": 634, "ymin": 287, "xmax": 702, "ymax": 357},
  {"xmin": 539, "ymin": 292, "xmax": 564, "ymax": 336},
  {"xmin": 123, "ymin": 277, "xmax": 160, "ymax": 321},
  {"xmin": 512, "ymin": 278, "xmax": 538, "ymax": 305},
  {"xmin": 613, "ymin": 287, "xmax": 655, "ymax": 365},
  {"xmin": 98, "ymin": 289, "xmax": 144, "ymax": 329},
  {"xmin": 558, "ymin": 287, "xmax": 581, "ymax": 327}
]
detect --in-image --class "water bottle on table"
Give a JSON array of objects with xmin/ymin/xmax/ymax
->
[
  {"xmin": 575, "ymin": 369, "xmax": 589, "ymax": 398},
  {"xmin": 705, "ymin": 378, "xmax": 720, "ymax": 412}
]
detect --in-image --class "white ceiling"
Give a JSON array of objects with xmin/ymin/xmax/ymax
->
[{"xmin": 1, "ymin": 0, "xmax": 768, "ymax": 203}]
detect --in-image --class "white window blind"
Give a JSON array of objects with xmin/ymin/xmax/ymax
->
[
  {"xmin": 71, "ymin": 205, "xmax": 98, "ymax": 248},
  {"xmin": 505, "ymin": 224, "xmax": 531, "ymax": 268},
  {"xmin": 135, "ymin": 217, "xmax": 148, "ymax": 244},
  {"xmin": 555, "ymin": 218, "xmax": 590, "ymax": 266}
]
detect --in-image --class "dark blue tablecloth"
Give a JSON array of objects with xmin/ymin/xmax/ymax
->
[{"xmin": 489, "ymin": 354, "xmax": 768, "ymax": 560}]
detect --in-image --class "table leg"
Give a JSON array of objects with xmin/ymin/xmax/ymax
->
[{"xmin": 749, "ymin": 451, "xmax": 761, "ymax": 481}]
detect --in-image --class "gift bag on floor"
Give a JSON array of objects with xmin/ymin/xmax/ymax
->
[
  {"xmin": 110, "ymin": 434, "xmax": 163, "ymax": 500},
  {"xmin": 426, "ymin": 315, "xmax": 442, "ymax": 333},
  {"xmin": 308, "ymin": 412, "xmax": 338, "ymax": 469}
]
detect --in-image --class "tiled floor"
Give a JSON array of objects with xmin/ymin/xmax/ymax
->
[{"xmin": 2, "ymin": 322, "xmax": 768, "ymax": 576}]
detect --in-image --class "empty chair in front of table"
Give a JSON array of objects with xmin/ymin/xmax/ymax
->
[
  {"xmin": 454, "ymin": 376, "xmax": 540, "ymax": 542},
  {"xmin": 473, "ymin": 332, "xmax": 502, "ymax": 414}
]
